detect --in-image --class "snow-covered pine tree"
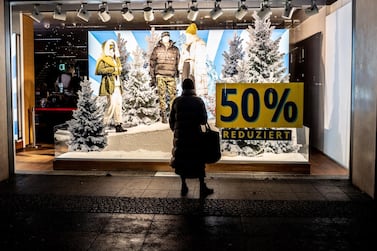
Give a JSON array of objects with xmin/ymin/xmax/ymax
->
[
  {"xmin": 117, "ymin": 33, "xmax": 130, "ymax": 82},
  {"xmin": 221, "ymin": 32, "xmax": 244, "ymax": 81},
  {"xmin": 235, "ymin": 57, "xmax": 249, "ymax": 82},
  {"xmin": 145, "ymin": 27, "xmax": 160, "ymax": 59},
  {"xmin": 243, "ymin": 11, "xmax": 289, "ymax": 83},
  {"xmin": 66, "ymin": 78, "xmax": 107, "ymax": 152},
  {"xmin": 205, "ymin": 59, "xmax": 220, "ymax": 119},
  {"xmin": 122, "ymin": 46, "xmax": 159, "ymax": 127}
]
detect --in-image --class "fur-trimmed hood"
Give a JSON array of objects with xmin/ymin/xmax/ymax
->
[{"xmin": 102, "ymin": 39, "xmax": 120, "ymax": 58}]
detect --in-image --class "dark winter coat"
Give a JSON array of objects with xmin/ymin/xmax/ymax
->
[
  {"xmin": 169, "ymin": 89, "xmax": 208, "ymax": 178},
  {"xmin": 150, "ymin": 40, "xmax": 180, "ymax": 81}
]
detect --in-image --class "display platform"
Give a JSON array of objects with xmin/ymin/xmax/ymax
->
[
  {"xmin": 53, "ymin": 122, "xmax": 310, "ymax": 174},
  {"xmin": 53, "ymin": 159, "xmax": 310, "ymax": 174}
]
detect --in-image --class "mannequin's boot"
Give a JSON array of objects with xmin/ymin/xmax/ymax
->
[
  {"xmin": 200, "ymin": 183, "xmax": 214, "ymax": 198},
  {"xmin": 115, "ymin": 124, "xmax": 127, "ymax": 132}
]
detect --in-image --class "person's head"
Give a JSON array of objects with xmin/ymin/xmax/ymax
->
[
  {"xmin": 108, "ymin": 42, "xmax": 116, "ymax": 56},
  {"xmin": 161, "ymin": 31, "xmax": 170, "ymax": 44},
  {"xmin": 182, "ymin": 78, "xmax": 195, "ymax": 91},
  {"xmin": 67, "ymin": 64, "xmax": 75, "ymax": 75}
]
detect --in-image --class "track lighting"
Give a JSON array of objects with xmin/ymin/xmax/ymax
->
[
  {"xmin": 53, "ymin": 4, "xmax": 66, "ymax": 21},
  {"xmin": 257, "ymin": 0, "xmax": 271, "ymax": 20},
  {"xmin": 210, "ymin": 0, "xmax": 223, "ymax": 20},
  {"xmin": 143, "ymin": 1, "xmax": 154, "ymax": 22},
  {"xmin": 282, "ymin": 0, "xmax": 295, "ymax": 19},
  {"xmin": 77, "ymin": 3, "xmax": 90, "ymax": 22},
  {"xmin": 121, "ymin": 1, "xmax": 134, "ymax": 21},
  {"xmin": 30, "ymin": 4, "xmax": 43, "ymax": 23},
  {"xmin": 187, "ymin": 0, "xmax": 199, "ymax": 22},
  {"xmin": 162, "ymin": 1, "xmax": 175, "ymax": 21},
  {"xmin": 98, "ymin": 2, "xmax": 111, "ymax": 23},
  {"xmin": 305, "ymin": 0, "xmax": 319, "ymax": 16},
  {"xmin": 235, "ymin": 0, "xmax": 248, "ymax": 21}
]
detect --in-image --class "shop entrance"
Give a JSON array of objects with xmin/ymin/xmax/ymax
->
[{"xmin": 11, "ymin": 1, "xmax": 350, "ymax": 179}]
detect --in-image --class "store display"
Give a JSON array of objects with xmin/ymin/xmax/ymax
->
[{"xmin": 51, "ymin": 12, "xmax": 308, "ymax": 170}]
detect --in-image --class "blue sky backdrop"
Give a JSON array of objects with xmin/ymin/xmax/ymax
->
[{"xmin": 88, "ymin": 29, "xmax": 289, "ymax": 96}]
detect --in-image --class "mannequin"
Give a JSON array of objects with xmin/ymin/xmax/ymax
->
[
  {"xmin": 95, "ymin": 39, "xmax": 126, "ymax": 132},
  {"xmin": 150, "ymin": 31, "xmax": 180, "ymax": 123},
  {"xmin": 179, "ymin": 23, "xmax": 208, "ymax": 97}
]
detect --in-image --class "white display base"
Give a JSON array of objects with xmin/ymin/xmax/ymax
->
[
  {"xmin": 56, "ymin": 151, "xmax": 307, "ymax": 163},
  {"xmin": 54, "ymin": 121, "xmax": 310, "ymax": 173}
]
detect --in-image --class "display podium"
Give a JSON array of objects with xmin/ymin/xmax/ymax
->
[{"xmin": 53, "ymin": 122, "xmax": 310, "ymax": 174}]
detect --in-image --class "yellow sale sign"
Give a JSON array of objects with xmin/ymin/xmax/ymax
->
[{"xmin": 215, "ymin": 83, "xmax": 304, "ymax": 128}]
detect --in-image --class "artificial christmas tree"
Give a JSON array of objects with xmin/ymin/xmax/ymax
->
[
  {"xmin": 242, "ymin": 11, "xmax": 289, "ymax": 83},
  {"xmin": 117, "ymin": 33, "xmax": 130, "ymax": 82},
  {"xmin": 145, "ymin": 27, "xmax": 161, "ymax": 58},
  {"xmin": 122, "ymin": 46, "xmax": 160, "ymax": 127},
  {"xmin": 221, "ymin": 32, "xmax": 244, "ymax": 81},
  {"xmin": 66, "ymin": 78, "xmax": 107, "ymax": 152}
]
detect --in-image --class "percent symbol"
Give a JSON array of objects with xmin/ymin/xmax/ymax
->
[{"xmin": 264, "ymin": 88, "xmax": 298, "ymax": 122}]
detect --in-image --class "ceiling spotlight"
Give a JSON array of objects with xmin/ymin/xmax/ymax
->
[
  {"xmin": 210, "ymin": 0, "xmax": 223, "ymax": 20},
  {"xmin": 143, "ymin": 1, "xmax": 154, "ymax": 22},
  {"xmin": 53, "ymin": 3, "xmax": 66, "ymax": 21},
  {"xmin": 282, "ymin": 0, "xmax": 296, "ymax": 19},
  {"xmin": 187, "ymin": 0, "xmax": 199, "ymax": 22},
  {"xmin": 121, "ymin": 1, "xmax": 134, "ymax": 21},
  {"xmin": 77, "ymin": 3, "xmax": 90, "ymax": 22},
  {"xmin": 162, "ymin": 1, "xmax": 175, "ymax": 21},
  {"xmin": 30, "ymin": 4, "xmax": 43, "ymax": 23},
  {"xmin": 98, "ymin": 2, "xmax": 111, "ymax": 23},
  {"xmin": 305, "ymin": 0, "xmax": 319, "ymax": 16},
  {"xmin": 257, "ymin": 0, "xmax": 271, "ymax": 20},
  {"xmin": 235, "ymin": 0, "xmax": 248, "ymax": 21}
]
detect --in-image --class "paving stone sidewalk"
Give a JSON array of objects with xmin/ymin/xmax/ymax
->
[{"xmin": 0, "ymin": 173, "xmax": 376, "ymax": 250}]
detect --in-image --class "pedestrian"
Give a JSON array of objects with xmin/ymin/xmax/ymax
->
[{"xmin": 169, "ymin": 78, "xmax": 214, "ymax": 198}]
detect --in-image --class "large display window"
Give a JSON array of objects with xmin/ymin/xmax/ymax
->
[{"xmin": 53, "ymin": 23, "xmax": 309, "ymax": 173}]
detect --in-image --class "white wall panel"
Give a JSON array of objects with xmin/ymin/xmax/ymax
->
[{"xmin": 324, "ymin": 2, "xmax": 352, "ymax": 168}]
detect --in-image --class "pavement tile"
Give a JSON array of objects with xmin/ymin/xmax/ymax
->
[
  {"xmin": 295, "ymin": 192, "xmax": 326, "ymax": 200},
  {"xmin": 102, "ymin": 214, "xmax": 153, "ymax": 234},
  {"xmin": 0, "ymin": 174, "xmax": 376, "ymax": 251},
  {"xmin": 89, "ymin": 233, "xmax": 145, "ymax": 251},
  {"xmin": 116, "ymin": 188, "xmax": 145, "ymax": 197}
]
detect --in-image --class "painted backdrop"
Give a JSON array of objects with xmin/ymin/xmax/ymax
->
[{"xmin": 88, "ymin": 29, "xmax": 289, "ymax": 96}]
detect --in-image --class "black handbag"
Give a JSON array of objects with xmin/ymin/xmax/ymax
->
[{"xmin": 202, "ymin": 123, "xmax": 221, "ymax": 164}]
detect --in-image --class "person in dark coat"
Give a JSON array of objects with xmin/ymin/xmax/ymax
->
[{"xmin": 169, "ymin": 78, "xmax": 214, "ymax": 198}]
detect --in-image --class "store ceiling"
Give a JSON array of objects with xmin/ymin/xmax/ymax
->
[
  {"xmin": 12, "ymin": 0, "xmax": 338, "ymax": 31},
  {"xmin": 12, "ymin": 0, "xmax": 338, "ymax": 77}
]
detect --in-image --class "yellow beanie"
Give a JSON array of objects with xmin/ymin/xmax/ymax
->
[{"xmin": 186, "ymin": 23, "xmax": 197, "ymax": 35}]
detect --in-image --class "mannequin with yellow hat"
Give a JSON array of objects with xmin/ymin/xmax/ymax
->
[{"xmin": 179, "ymin": 23, "xmax": 208, "ymax": 97}]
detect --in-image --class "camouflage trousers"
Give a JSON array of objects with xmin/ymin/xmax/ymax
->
[{"xmin": 156, "ymin": 76, "xmax": 177, "ymax": 115}]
